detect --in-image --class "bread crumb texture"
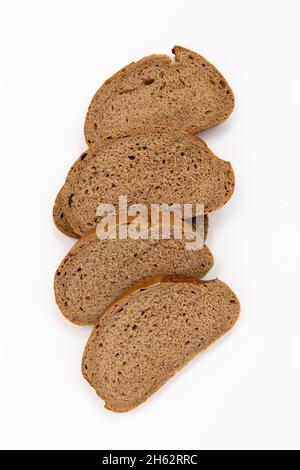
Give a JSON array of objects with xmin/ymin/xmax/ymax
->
[
  {"xmin": 85, "ymin": 46, "xmax": 234, "ymax": 144},
  {"xmin": 61, "ymin": 126, "xmax": 234, "ymax": 236},
  {"xmin": 54, "ymin": 229, "xmax": 214, "ymax": 325},
  {"xmin": 82, "ymin": 277, "xmax": 240, "ymax": 412}
]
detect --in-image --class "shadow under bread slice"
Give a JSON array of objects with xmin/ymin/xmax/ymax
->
[{"xmin": 82, "ymin": 275, "xmax": 240, "ymax": 412}]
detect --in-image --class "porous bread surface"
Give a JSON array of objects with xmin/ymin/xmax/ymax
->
[
  {"xmin": 85, "ymin": 46, "xmax": 234, "ymax": 144},
  {"xmin": 82, "ymin": 276, "xmax": 240, "ymax": 412},
  {"xmin": 61, "ymin": 126, "xmax": 234, "ymax": 236},
  {"xmin": 55, "ymin": 183, "xmax": 209, "ymax": 241},
  {"xmin": 54, "ymin": 184, "xmax": 209, "ymax": 239},
  {"xmin": 54, "ymin": 227, "xmax": 214, "ymax": 325},
  {"xmin": 52, "ymin": 189, "xmax": 79, "ymax": 239}
]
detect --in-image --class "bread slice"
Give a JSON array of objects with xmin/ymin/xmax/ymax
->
[
  {"xmin": 53, "ymin": 189, "xmax": 79, "ymax": 239},
  {"xmin": 85, "ymin": 45, "xmax": 234, "ymax": 144},
  {"xmin": 60, "ymin": 126, "xmax": 234, "ymax": 237},
  {"xmin": 53, "ymin": 182, "xmax": 209, "ymax": 240},
  {"xmin": 82, "ymin": 275, "xmax": 240, "ymax": 412},
  {"xmin": 54, "ymin": 216, "xmax": 214, "ymax": 325}
]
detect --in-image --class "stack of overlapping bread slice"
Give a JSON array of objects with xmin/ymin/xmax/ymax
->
[{"xmin": 53, "ymin": 46, "xmax": 240, "ymax": 412}]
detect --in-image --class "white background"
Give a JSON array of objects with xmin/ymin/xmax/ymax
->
[{"xmin": 0, "ymin": 0, "xmax": 299, "ymax": 450}]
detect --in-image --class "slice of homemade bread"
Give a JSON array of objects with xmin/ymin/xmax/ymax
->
[
  {"xmin": 54, "ymin": 218, "xmax": 213, "ymax": 325},
  {"xmin": 85, "ymin": 46, "xmax": 234, "ymax": 144},
  {"xmin": 53, "ymin": 185, "xmax": 209, "ymax": 240},
  {"xmin": 60, "ymin": 126, "xmax": 234, "ymax": 237},
  {"xmin": 82, "ymin": 275, "xmax": 240, "ymax": 412},
  {"xmin": 53, "ymin": 189, "xmax": 79, "ymax": 239}
]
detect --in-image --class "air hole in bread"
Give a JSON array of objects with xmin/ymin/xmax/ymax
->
[
  {"xmin": 119, "ymin": 88, "xmax": 136, "ymax": 95},
  {"xmin": 68, "ymin": 194, "xmax": 74, "ymax": 207},
  {"xmin": 143, "ymin": 78, "xmax": 155, "ymax": 85}
]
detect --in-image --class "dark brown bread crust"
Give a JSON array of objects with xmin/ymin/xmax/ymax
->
[
  {"xmin": 85, "ymin": 46, "xmax": 234, "ymax": 144},
  {"xmin": 82, "ymin": 275, "xmax": 240, "ymax": 412}
]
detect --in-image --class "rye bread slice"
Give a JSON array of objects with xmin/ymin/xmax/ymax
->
[
  {"xmin": 54, "ymin": 218, "xmax": 213, "ymax": 325},
  {"xmin": 60, "ymin": 126, "xmax": 234, "ymax": 237},
  {"xmin": 53, "ymin": 189, "xmax": 79, "ymax": 239},
  {"xmin": 53, "ymin": 184, "xmax": 209, "ymax": 240},
  {"xmin": 82, "ymin": 275, "xmax": 240, "ymax": 412},
  {"xmin": 85, "ymin": 46, "xmax": 234, "ymax": 144}
]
